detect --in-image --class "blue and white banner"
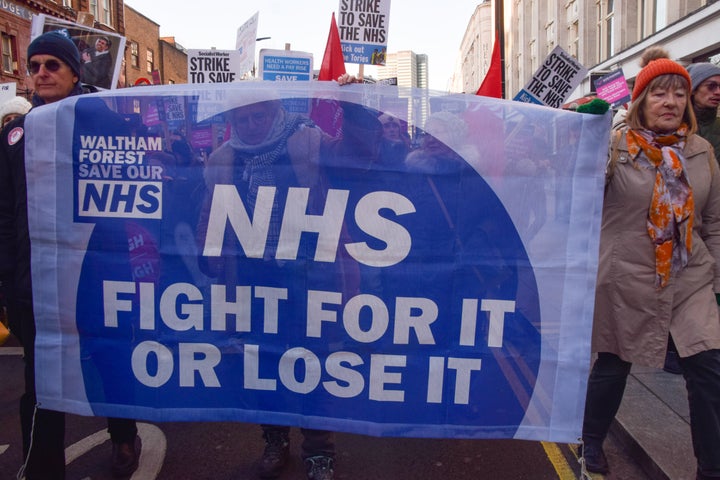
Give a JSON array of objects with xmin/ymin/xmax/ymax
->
[{"xmin": 26, "ymin": 82, "xmax": 610, "ymax": 442}]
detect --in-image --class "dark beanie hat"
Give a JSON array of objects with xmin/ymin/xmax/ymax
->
[
  {"xmin": 27, "ymin": 30, "xmax": 81, "ymax": 77},
  {"xmin": 686, "ymin": 62, "xmax": 720, "ymax": 92}
]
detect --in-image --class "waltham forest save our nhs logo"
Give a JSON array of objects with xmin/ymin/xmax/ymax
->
[{"xmin": 72, "ymin": 98, "xmax": 165, "ymax": 221}]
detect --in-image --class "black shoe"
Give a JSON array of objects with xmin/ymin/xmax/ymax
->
[
  {"xmin": 111, "ymin": 437, "xmax": 139, "ymax": 478},
  {"xmin": 578, "ymin": 442, "xmax": 609, "ymax": 474},
  {"xmin": 305, "ymin": 455, "xmax": 334, "ymax": 480},
  {"xmin": 663, "ymin": 350, "xmax": 683, "ymax": 374},
  {"xmin": 259, "ymin": 430, "xmax": 290, "ymax": 478}
]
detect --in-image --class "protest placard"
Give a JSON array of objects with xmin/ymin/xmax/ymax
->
[
  {"xmin": 259, "ymin": 49, "xmax": 314, "ymax": 81},
  {"xmin": 188, "ymin": 49, "xmax": 244, "ymax": 84},
  {"xmin": 338, "ymin": 0, "xmax": 391, "ymax": 65},
  {"xmin": 0, "ymin": 82, "xmax": 16, "ymax": 104},
  {"xmin": 513, "ymin": 45, "xmax": 588, "ymax": 108},
  {"xmin": 31, "ymin": 14, "xmax": 125, "ymax": 90},
  {"xmin": 235, "ymin": 11, "xmax": 259, "ymax": 76},
  {"xmin": 593, "ymin": 69, "xmax": 631, "ymax": 108}
]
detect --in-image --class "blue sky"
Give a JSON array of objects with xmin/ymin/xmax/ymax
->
[{"xmin": 125, "ymin": 1, "xmax": 481, "ymax": 91}]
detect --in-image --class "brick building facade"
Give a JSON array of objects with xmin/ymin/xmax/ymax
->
[
  {"xmin": 0, "ymin": 0, "xmax": 125, "ymax": 98},
  {"xmin": 0, "ymin": 1, "xmax": 187, "ymax": 97},
  {"xmin": 122, "ymin": 6, "xmax": 187, "ymax": 87}
]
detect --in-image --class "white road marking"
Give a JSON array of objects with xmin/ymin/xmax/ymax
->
[
  {"xmin": 0, "ymin": 347, "xmax": 23, "ymax": 355},
  {"xmin": 65, "ymin": 422, "xmax": 166, "ymax": 479}
]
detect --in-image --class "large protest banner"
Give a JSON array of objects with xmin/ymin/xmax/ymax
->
[{"xmin": 26, "ymin": 82, "xmax": 609, "ymax": 442}]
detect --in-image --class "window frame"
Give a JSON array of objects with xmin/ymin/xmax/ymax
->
[
  {"xmin": 146, "ymin": 49, "xmax": 154, "ymax": 74},
  {"xmin": 1, "ymin": 33, "xmax": 17, "ymax": 75},
  {"xmin": 130, "ymin": 41, "xmax": 139, "ymax": 69}
]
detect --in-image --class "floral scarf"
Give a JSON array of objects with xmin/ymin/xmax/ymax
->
[{"xmin": 626, "ymin": 124, "xmax": 694, "ymax": 288}]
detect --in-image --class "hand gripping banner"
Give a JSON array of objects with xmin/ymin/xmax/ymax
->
[{"xmin": 25, "ymin": 82, "xmax": 610, "ymax": 442}]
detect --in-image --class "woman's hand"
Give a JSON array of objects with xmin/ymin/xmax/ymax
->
[{"xmin": 337, "ymin": 73, "xmax": 362, "ymax": 86}]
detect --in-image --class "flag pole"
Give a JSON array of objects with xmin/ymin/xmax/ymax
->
[{"xmin": 495, "ymin": 0, "xmax": 505, "ymax": 98}]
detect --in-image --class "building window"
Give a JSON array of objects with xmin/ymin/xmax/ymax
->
[
  {"xmin": 1, "ymin": 33, "xmax": 17, "ymax": 74},
  {"xmin": 130, "ymin": 41, "xmax": 139, "ymax": 68},
  {"xmin": 606, "ymin": 0, "xmax": 615, "ymax": 57},
  {"xmin": 638, "ymin": 0, "xmax": 647, "ymax": 38},
  {"xmin": 546, "ymin": 20, "xmax": 555, "ymax": 49},
  {"xmin": 654, "ymin": 0, "xmax": 667, "ymax": 31},
  {"xmin": 90, "ymin": 0, "xmax": 113, "ymax": 26},
  {"xmin": 596, "ymin": 0, "xmax": 615, "ymax": 62},
  {"xmin": 63, "ymin": 0, "xmax": 72, "ymax": 7},
  {"xmin": 529, "ymin": 39, "xmax": 537, "ymax": 74},
  {"xmin": 146, "ymin": 49, "xmax": 154, "ymax": 74},
  {"xmin": 637, "ymin": 0, "xmax": 667, "ymax": 38},
  {"xmin": 566, "ymin": 0, "xmax": 579, "ymax": 57},
  {"xmin": 567, "ymin": 19, "xmax": 579, "ymax": 58},
  {"xmin": 566, "ymin": 0, "xmax": 578, "ymax": 23}
]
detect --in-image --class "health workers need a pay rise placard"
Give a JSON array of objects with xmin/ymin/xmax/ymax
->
[{"xmin": 25, "ymin": 82, "xmax": 610, "ymax": 442}]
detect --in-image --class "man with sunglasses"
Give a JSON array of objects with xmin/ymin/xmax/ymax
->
[
  {"xmin": 687, "ymin": 62, "xmax": 720, "ymax": 163},
  {"xmin": 0, "ymin": 30, "xmax": 139, "ymax": 479}
]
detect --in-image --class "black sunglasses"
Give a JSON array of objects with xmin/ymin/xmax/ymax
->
[{"xmin": 27, "ymin": 59, "xmax": 65, "ymax": 75}]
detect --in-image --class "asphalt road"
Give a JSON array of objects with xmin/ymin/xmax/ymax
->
[{"xmin": 1, "ymin": 339, "xmax": 649, "ymax": 480}]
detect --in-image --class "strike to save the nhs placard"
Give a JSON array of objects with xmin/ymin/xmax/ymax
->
[{"xmin": 26, "ymin": 81, "xmax": 609, "ymax": 443}]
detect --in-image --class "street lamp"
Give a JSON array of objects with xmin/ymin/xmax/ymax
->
[{"xmin": 252, "ymin": 37, "xmax": 272, "ymax": 78}]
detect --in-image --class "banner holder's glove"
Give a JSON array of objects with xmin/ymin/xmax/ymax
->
[{"xmin": 576, "ymin": 98, "xmax": 611, "ymax": 115}]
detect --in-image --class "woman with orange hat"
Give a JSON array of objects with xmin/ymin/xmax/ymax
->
[{"xmin": 579, "ymin": 46, "xmax": 720, "ymax": 479}]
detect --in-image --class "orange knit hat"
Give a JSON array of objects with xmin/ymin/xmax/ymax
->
[{"xmin": 632, "ymin": 57, "xmax": 691, "ymax": 101}]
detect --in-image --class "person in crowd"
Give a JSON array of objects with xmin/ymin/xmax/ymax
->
[
  {"xmin": 212, "ymin": 103, "xmax": 330, "ymax": 480},
  {"xmin": 0, "ymin": 31, "xmax": 138, "ymax": 479},
  {"xmin": 197, "ymin": 74, "xmax": 365, "ymax": 480},
  {"xmin": 405, "ymin": 111, "xmax": 480, "ymax": 173},
  {"xmin": 81, "ymin": 35, "xmax": 113, "ymax": 89},
  {"xmin": 0, "ymin": 96, "xmax": 31, "ymax": 128},
  {"xmin": 687, "ymin": 62, "xmax": 720, "ymax": 162},
  {"xmin": 580, "ymin": 46, "xmax": 720, "ymax": 480},
  {"xmin": 377, "ymin": 113, "xmax": 411, "ymax": 168},
  {"xmin": 660, "ymin": 63, "xmax": 720, "ymax": 375}
]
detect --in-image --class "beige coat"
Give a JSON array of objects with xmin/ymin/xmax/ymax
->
[{"xmin": 593, "ymin": 132, "xmax": 720, "ymax": 368}]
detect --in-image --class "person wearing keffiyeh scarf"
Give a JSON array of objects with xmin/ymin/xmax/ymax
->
[
  {"xmin": 198, "ymin": 100, "xmax": 338, "ymax": 478},
  {"xmin": 580, "ymin": 46, "xmax": 720, "ymax": 479}
]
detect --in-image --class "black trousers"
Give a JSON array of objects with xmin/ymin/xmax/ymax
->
[
  {"xmin": 582, "ymin": 350, "xmax": 720, "ymax": 478},
  {"xmin": 11, "ymin": 301, "xmax": 137, "ymax": 480},
  {"xmin": 261, "ymin": 424, "xmax": 335, "ymax": 459}
]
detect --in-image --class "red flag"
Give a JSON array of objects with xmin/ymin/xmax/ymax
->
[
  {"xmin": 318, "ymin": 12, "xmax": 346, "ymax": 81},
  {"xmin": 476, "ymin": 30, "xmax": 503, "ymax": 98}
]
